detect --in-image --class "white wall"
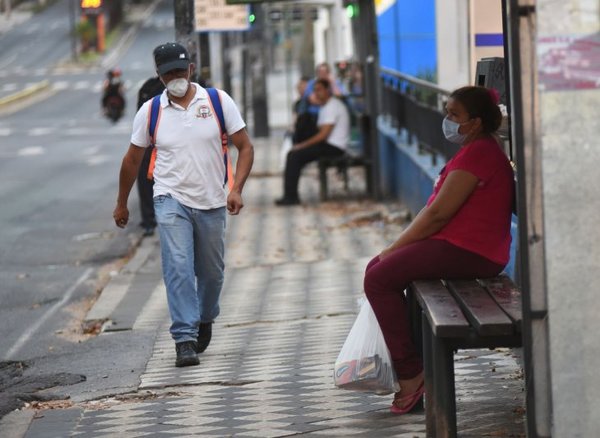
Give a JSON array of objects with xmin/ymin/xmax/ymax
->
[
  {"xmin": 536, "ymin": 0, "xmax": 600, "ymax": 436},
  {"xmin": 436, "ymin": 0, "xmax": 505, "ymax": 91},
  {"xmin": 435, "ymin": 0, "xmax": 470, "ymax": 90},
  {"xmin": 314, "ymin": 1, "xmax": 354, "ymax": 66}
]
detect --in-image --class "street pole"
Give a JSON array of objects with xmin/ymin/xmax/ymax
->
[
  {"xmin": 198, "ymin": 32, "xmax": 210, "ymax": 83},
  {"xmin": 298, "ymin": 4, "xmax": 314, "ymax": 77},
  {"xmin": 3, "ymin": 0, "xmax": 10, "ymax": 19},
  {"xmin": 69, "ymin": 0, "xmax": 78, "ymax": 61},
  {"xmin": 221, "ymin": 32, "xmax": 232, "ymax": 94},
  {"xmin": 284, "ymin": 6, "xmax": 292, "ymax": 129},
  {"xmin": 250, "ymin": 4, "xmax": 269, "ymax": 137},
  {"xmin": 174, "ymin": 0, "xmax": 199, "ymax": 68},
  {"xmin": 241, "ymin": 32, "xmax": 249, "ymax": 122},
  {"xmin": 356, "ymin": 0, "xmax": 381, "ymax": 198}
]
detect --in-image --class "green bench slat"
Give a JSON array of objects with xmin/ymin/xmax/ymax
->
[
  {"xmin": 478, "ymin": 275, "xmax": 523, "ymax": 333},
  {"xmin": 446, "ymin": 279, "xmax": 514, "ymax": 336},
  {"xmin": 411, "ymin": 280, "xmax": 471, "ymax": 338}
]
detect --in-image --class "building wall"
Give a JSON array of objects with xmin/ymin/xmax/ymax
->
[
  {"xmin": 536, "ymin": 0, "xmax": 600, "ymax": 435},
  {"xmin": 376, "ymin": 0, "xmax": 437, "ymax": 78},
  {"xmin": 314, "ymin": 2, "xmax": 354, "ymax": 67},
  {"xmin": 469, "ymin": 0, "xmax": 504, "ymax": 80},
  {"xmin": 435, "ymin": 0, "xmax": 470, "ymax": 90}
]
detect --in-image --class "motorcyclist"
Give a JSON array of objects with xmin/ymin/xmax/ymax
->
[{"xmin": 102, "ymin": 68, "xmax": 125, "ymax": 116}]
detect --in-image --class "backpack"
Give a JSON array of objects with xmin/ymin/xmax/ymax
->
[
  {"xmin": 292, "ymin": 97, "xmax": 318, "ymax": 144},
  {"xmin": 137, "ymin": 77, "xmax": 165, "ymax": 110},
  {"xmin": 146, "ymin": 88, "xmax": 233, "ymax": 190}
]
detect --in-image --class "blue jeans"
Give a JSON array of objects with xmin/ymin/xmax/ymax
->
[{"xmin": 154, "ymin": 194, "xmax": 226, "ymax": 343}]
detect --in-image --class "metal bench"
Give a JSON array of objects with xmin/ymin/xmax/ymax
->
[{"xmin": 406, "ymin": 275, "xmax": 522, "ymax": 438}]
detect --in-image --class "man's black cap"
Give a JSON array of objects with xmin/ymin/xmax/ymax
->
[{"xmin": 153, "ymin": 42, "xmax": 191, "ymax": 75}]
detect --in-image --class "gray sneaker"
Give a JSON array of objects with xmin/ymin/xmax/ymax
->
[{"xmin": 175, "ymin": 341, "xmax": 199, "ymax": 367}]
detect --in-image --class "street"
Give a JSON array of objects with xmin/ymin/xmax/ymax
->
[{"xmin": 0, "ymin": 0, "xmax": 174, "ymax": 416}]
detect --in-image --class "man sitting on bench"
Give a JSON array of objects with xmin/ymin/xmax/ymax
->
[{"xmin": 275, "ymin": 78, "xmax": 350, "ymax": 206}]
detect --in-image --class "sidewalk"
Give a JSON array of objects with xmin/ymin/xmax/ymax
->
[{"xmin": 3, "ymin": 132, "xmax": 526, "ymax": 437}]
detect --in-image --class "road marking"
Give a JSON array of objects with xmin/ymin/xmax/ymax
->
[
  {"xmin": 29, "ymin": 127, "xmax": 55, "ymax": 136},
  {"xmin": 82, "ymin": 145, "xmax": 102, "ymax": 155},
  {"xmin": 18, "ymin": 146, "xmax": 44, "ymax": 156},
  {"xmin": 74, "ymin": 80, "xmax": 89, "ymax": 90},
  {"xmin": 53, "ymin": 81, "xmax": 68, "ymax": 90},
  {"xmin": 4, "ymin": 267, "xmax": 94, "ymax": 361},
  {"xmin": 1, "ymin": 83, "xmax": 18, "ymax": 92},
  {"xmin": 0, "ymin": 128, "xmax": 11, "ymax": 136},
  {"xmin": 65, "ymin": 127, "xmax": 90, "ymax": 135},
  {"xmin": 86, "ymin": 155, "xmax": 110, "ymax": 166}
]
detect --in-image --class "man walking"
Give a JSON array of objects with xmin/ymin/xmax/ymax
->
[
  {"xmin": 135, "ymin": 75, "xmax": 165, "ymax": 236},
  {"xmin": 113, "ymin": 42, "xmax": 254, "ymax": 367}
]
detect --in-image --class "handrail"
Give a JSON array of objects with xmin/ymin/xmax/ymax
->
[
  {"xmin": 379, "ymin": 68, "xmax": 459, "ymax": 162},
  {"xmin": 380, "ymin": 67, "xmax": 451, "ymax": 97}
]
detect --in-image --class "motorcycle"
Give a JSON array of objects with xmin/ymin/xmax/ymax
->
[
  {"xmin": 104, "ymin": 94, "xmax": 125, "ymax": 123},
  {"xmin": 102, "ymin": 68, "xmax": 126, "ymax": 123}
]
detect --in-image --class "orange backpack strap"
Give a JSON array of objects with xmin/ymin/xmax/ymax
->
[
  {"xmin": 146, "ymin": 96, "xmax": 162, "ymax": 180},
  {"xmin": 206, "ymin": 88, "xmax": 234, "ymax": 190}
]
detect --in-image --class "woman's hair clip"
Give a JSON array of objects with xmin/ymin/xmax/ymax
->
[{"xmin": 488, "ymin": 88, "xmax": 500, "ymax": 105}]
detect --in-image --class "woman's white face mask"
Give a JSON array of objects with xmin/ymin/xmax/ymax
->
[{"xmin": 442, "ymin": 116, "xmax": 471, "ymax": 144}]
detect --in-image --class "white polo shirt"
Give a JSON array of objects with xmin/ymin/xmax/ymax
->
[
  {"xmin": 130, "ymin": 84, "xmax": 245, "ymax": 210},
  {"xmin": 317, "ymin": 97, "xmax": 349, "ymax": 150}
]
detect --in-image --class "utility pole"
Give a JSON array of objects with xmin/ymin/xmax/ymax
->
[
  {"xmin": 3, "ymin": 0, "xmax": 11, "ymax": 19},
  {"xmin": 69, "ymin": 0, "xmax": 78, "ymax": 61},
  {"xmin": 249, "ymin": 4, "xmax": 269, "ymax": 137},
  {"xmin": 174, "ymin": 0, "xmax": 200, "ymax": 69},
  {"xmin": 198, "ymin": 32, "xmax": 210, "ymax": 83},
  {"xmin": 354, "ymin": 0, "xmax": 380, "ymax": 198}
]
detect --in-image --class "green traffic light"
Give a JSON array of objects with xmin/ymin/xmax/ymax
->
[
  {"xmin": 249, "ymin": 13, "xmax": 256, "ymax": 23},
  {"xmin": 346, "ymin": 4, "xmax": 357, "ymax": 18}
]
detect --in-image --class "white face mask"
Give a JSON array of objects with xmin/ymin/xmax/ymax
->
[
  {"xmin": 442, "ymin": 116, "xmax": 469, "ymax": 144},
  {"xmin": 166, "ymin": 78, "xmax": 189, "ymax": 97}
]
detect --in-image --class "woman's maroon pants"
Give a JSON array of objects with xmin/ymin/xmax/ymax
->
[{"xmin": 364, "ymin": 239, "xmax": 504, "ymax": 379}]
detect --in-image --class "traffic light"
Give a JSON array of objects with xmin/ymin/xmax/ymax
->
[
  {"xmin": 80, "ymin": 0, "xmax": 102, "ymax": 9},
  {"xmin": 345, "ymin": 2, "xmax": 358, "ymax": 18},
  {"xmin": 248, "ymin": 5, "xmax": 256, "ymax": 26}
]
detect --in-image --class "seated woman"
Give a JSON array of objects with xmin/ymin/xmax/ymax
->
[{"xmin": 363, "ymin": 86, "xmax": 514, "ymax": 414}]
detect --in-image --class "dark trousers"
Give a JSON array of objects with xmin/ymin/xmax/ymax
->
[
  {"xmin": 137, "ymin": 146, "xmax": 156, "ymax": 227},
  {"xmin": 363, "ymin": 239, "xmax": 504, "ymax": 379},
  {"xmin": 283, "ymin": 142, "xmax": 344, "ymax": 200}
]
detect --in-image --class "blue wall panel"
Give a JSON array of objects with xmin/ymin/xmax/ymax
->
[{"xmin": 377, "ymin": 0, "xmax": 437, "ymax": 77}]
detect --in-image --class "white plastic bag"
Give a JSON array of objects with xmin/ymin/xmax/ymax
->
[
  {"xmin": 279, "ymin": 131, "xmax": 293, "ymax": 170},
  {"xmin": 334, "ymin": 297, "xmax": 400, "ymax": 395}
]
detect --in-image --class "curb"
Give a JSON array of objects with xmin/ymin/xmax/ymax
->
[
  {"xmin": 83, "ymin": 234, "xmax": 153, "ymax": 325},
  {"xmin": 0, "ymin": 80, "xmax": 51, "ymax": 109},
  {"xmin": 0, "ymin": 409, "xmax": 35, "ymax": 438}
]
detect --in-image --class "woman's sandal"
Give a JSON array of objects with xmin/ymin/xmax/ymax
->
[{"xmin": 390, "ymin": 381, "xmax": 425, "ymax": 415}]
